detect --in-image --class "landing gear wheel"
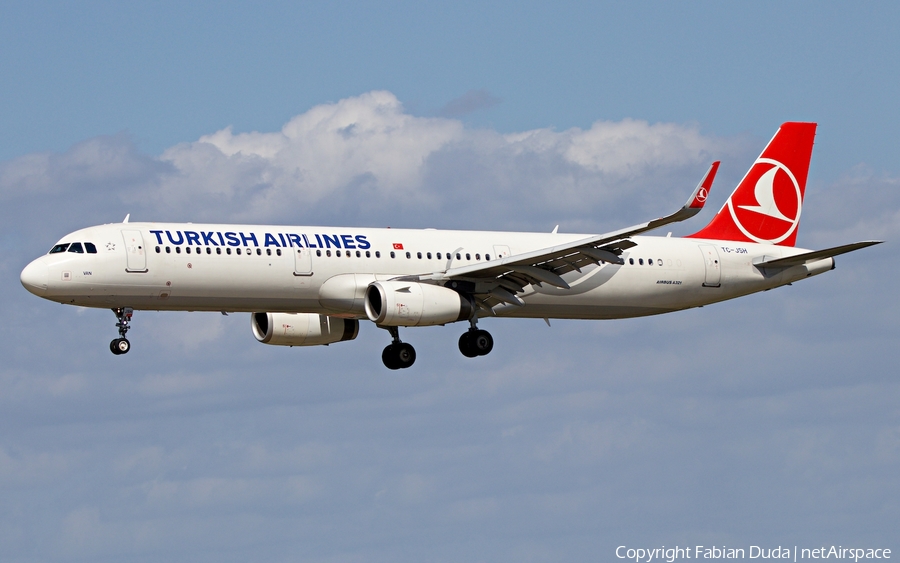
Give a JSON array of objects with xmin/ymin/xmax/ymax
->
[
  {"xmin": 395, "ymin": 342, "xmax": 416, "ymax": 368},
  {"xmin": 459, "ymin": 329, "xmax": 493, "ymax": 358},
  {"xmin": 110, "ymin": 307, "xmax": 135, "ymax": 355},
  {"xmin": 382, "ymin": 344, "xmax": 400, "ymax": 370},
  {"xmin": 459, "ymin": 332, "xmax": 479, "ymax": 358},
  {"xmin": 471, "ymin": 329, "xmax": 493, "ymax": 356},
  {"xmin": 110, "ymin": 338, "xmax": 130, "ymax": 355},
  {"xmin": 382, "ymin": 342, "xmax": 416, "ymax": 370}
]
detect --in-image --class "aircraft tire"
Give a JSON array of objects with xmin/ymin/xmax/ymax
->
[
  {"xmin": 382, "ymin": 344, "xmax": 400, "ymax": 370},
  {"xmin": 395, "ymin": 342, "xmax": 416, "ymax": 369},
  {"xmin": 472, "ymin": 330, "xmax": 493, "ymax": 356},
  {"xmin": 458, "ymin": 332, "xmax": 479, "ymax": 358},
  {"xmin": 110, "ymin": 338, "xmax": 130, "ymax": 355}
]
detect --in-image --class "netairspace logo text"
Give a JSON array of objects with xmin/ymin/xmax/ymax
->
[{"xmin": 616, "ymin": 545, "xmax": 891, "ymax": 563}]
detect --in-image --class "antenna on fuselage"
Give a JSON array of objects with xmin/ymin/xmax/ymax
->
[{"xmin": 123, "ymin": 214, "xmax": 130, "ymax": 223}]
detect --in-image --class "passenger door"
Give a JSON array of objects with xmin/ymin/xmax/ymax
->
[
  {"xmin": 698, "ymin": 244, "xmax": 721, "ymax": 287},
  {"xmin": 122, "ymin": 230, "xmax": 148, "ymax": 273}
]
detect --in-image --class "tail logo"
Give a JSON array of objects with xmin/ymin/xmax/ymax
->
[{"xmin": 727, "ymin": 158, "xmax": 802, "ymax": 244}]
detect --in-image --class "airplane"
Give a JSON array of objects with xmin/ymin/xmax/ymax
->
[{"xmin": 20, "ymin": 122, "xmax": 881, "ymax": 369}]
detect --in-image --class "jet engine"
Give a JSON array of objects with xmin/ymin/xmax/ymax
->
[
  {"xmin": 251, "ymin": 312, "xmax": 359, "ymax": 346},
  {"xmin": 364, "ymin": 281, "xmax": 472, "ymax": 327}
]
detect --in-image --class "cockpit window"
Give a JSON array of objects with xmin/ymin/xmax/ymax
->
[{"xmin": 50, "ymin": 242, "xmax": 97, "ymax": 254}]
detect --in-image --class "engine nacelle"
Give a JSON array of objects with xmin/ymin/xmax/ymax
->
[
  {"xmin": 365, "ymin": 281, "xmax": 472, "ymax": 327},
  {"xmin": 251, "ymin": 312, "xmax": 359, "ymax": 346}
]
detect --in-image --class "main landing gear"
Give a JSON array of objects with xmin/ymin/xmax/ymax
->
[
  {"xmin": 379, "ymin": 320, "xmax": 494, "ymax": 369},
  {"xmin": 109, "ymin": 307, "xmax": 133, "ymax": 355},
  {"xmin": 381, "ymin": 326, "xmax": 416, "ymax": 370},
  {"xmin": 459, "ymin": 319, "xmax": 493, "ymax": 358}
]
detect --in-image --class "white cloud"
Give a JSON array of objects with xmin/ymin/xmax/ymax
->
[
  {"xmin": 438, "ymin": 89, "xmax": 502, "ymax": 117},
  {"xmin": 1, "ymin": 91, "xmax": 752, "ymax": 233}
]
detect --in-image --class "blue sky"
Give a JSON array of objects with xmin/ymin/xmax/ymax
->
[{"xmin": 1, "ymin": 3, "xmax": 898, "ymax": 562}]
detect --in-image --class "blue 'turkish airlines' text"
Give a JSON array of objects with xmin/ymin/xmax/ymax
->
[{"xmin": 149, "ymin": 230, "xmax": 371, "ymax": 250}]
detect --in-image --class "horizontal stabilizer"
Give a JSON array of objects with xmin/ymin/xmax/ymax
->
[{"xmin": 753, "ymin": 240, "xmax": 883, "ymax": 268}]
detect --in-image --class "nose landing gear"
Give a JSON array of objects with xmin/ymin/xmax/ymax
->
[
  {"xmin": 381, "ymin": 326, "xmax": 416, "ymax": 370},
  {"xmin": 110, "ymin": 307, "xmax": 133, "ymax": 355}
]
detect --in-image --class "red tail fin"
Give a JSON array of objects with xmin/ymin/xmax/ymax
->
[{"xmin": 688, "ymin": 122, "xmax": 817, "ymax": 246}]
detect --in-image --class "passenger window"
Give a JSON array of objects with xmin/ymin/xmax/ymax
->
[
  {"xmin": 427, "ymin": 252, "xmax": 432, "ymax": 259},
  {"xmin": 486, "ymin": 254, "xmax": 490, "ymax": 260},
  {"xmin": 326, "ymin": 250, "xmax": 332, "ymax": 257},
  {"xmin": 236, "ymin": 248, "xmax": 241, "ymax": 255},
  {"xmin": 85, "ymin": 242, "xmax": 97, "ymax": 254},
  {"xmin": 68, "ymin": 243, "xmax": 84, "ymax": 253},
  {"xmin": 375, "ymin": 251, "xmax": 381, "ymax": 258},
  {"xmin": 49, "ymin": 243, "xmax": 69, "ymax": 254},
  {"xmin": 276, "ymin": 249, "xmax": 282, "ymax": 256},
  {"xmin": 216, "ymin": 248, "xmax": 222, "ymax": 255},
  {"xmin": 166, "ymin": 247, "xmax": 171, "ymax": 254},
  {"xmin": 155, "ymin": 246, "xmax": 161, "ymax": 253},
  {"xmin": 186, "ymin": 247, "xmax": 191, "ymax": 254},
  {"xmin": 465, "ymin": 253, "xmax": 471, "ymax": 260},
  {"xmin": 390, "ymin": 251, "xmax": 395, "ymax": 258},
  {"xmin": 176, "ymin": 247, "xmax": 182, "ymax": 254},
  {"xmin": 365, "ymin": 251, "xmax": 371, "ymax": 258},
  {"xmin": 475, "ymin": 253, "xmax": 481, "ymax": 260},
  {"xmin": 629, "ymin": 258, "xmax": 634, "ymax": 265},
  {"xmin": 226, "ymin": 248, "xmax": 232, "ymax": 255},
  {"xmin": 436, "ymin": 252, "xmax": 442, "ymax": 260},
  {"xmin": 356, "ymin": 250, "xmax": 361, "ymax": 258},
  {"xmin": 316, "ymin": 250, "xmax": 322, "ymax": 257},
  {"xmin": 657, "ymin": 259, "xmax": 663, "ymax": 266},
  {"xmin": 206, "ymin": 248, "xmax": 212, "ymax": 255},
  {"xmin": 417, "ymin": 252, "xmax": 422, "ymax": 259},
  {"xmin": 456, "ymin": 253, "xmax": 461, "ymax": 260},
  {"xmin": 406, "ymin": 252, "xmax": 411, "ymax": 259},
  {"xmin": 256, "ymin": 248, "xmax": 262, "ymax": 256},
  {"xmin": 336, "ymin": 250, "xmax": 341, "ymax": 257},
  {"xmin": 638, "ymin": 258, "xmax": 643, "ymax": 265}
]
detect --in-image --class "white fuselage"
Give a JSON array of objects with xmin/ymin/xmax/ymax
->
[{"xmin": 21, "ymin": 222, "xmax": 832, "ymax": 320}]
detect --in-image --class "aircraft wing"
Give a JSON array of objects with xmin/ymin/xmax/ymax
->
[
  {"xmin": 411, "ymin": 162, "xmax": 720, "ymax": 308},
  {"xmin": 752, "ymin": 240, "xmax": 883, "ymax": 269}
]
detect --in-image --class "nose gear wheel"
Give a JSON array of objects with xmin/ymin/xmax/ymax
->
[{"xmin": 110, "ymin": 307, "xmax": 134, "ymax": 355}]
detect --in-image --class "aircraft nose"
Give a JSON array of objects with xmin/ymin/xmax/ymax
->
[{"xmin": 20, "ymin": 259, "xmax": 49, "ymax": 294}]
